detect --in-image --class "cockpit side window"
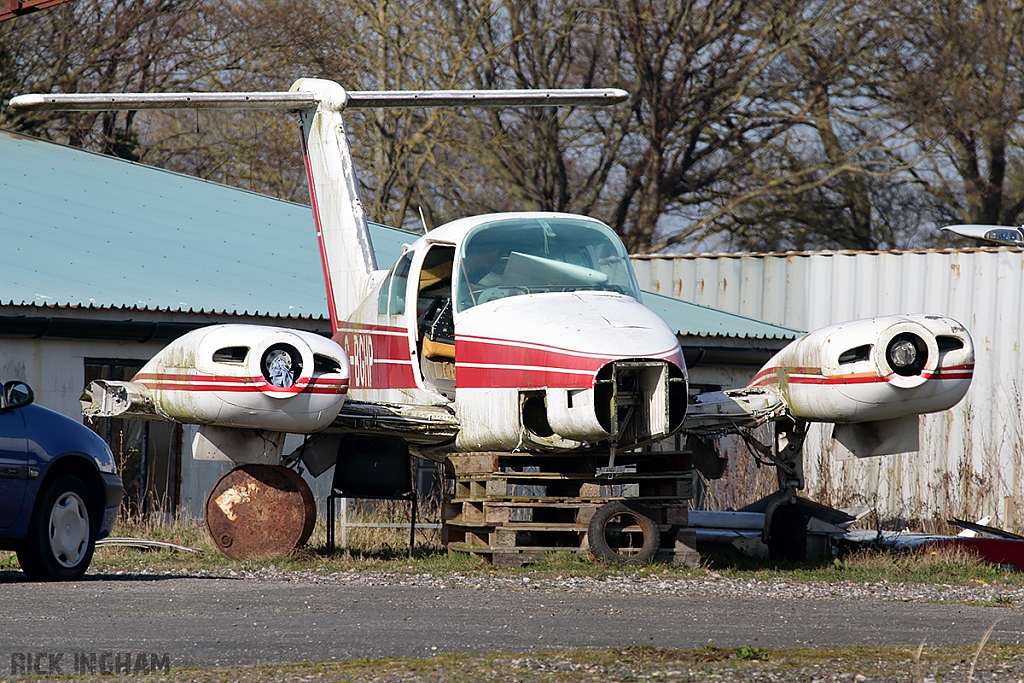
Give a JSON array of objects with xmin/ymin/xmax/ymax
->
[
  {"xmin": 455, "ymin": 217, "xmax": 641, "ymax": 312},
  {"xmin": 377, "ymin": 252, "xmax": 413, "ymax": 316}
]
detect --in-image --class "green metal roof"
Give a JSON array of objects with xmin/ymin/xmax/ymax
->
[
  {"xmin": 640, "ymin": 290, "xmax": 801, "ymax": 340},
  {"xmin": 0, "ymin": 129, "xmax": 799, "ymax": 339},
  {"xmin": 0, "ymin": 129, "xmax": 412, "ymax": 318}
]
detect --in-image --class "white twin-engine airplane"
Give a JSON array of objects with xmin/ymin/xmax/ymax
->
[{"xmin": 11, "ymin": 80, "xmax": 976, "ymax": 556}]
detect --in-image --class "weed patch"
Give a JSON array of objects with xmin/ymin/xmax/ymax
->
[{"xmin": 43, "ymin": 516, "xmax": 1022, "ymax": 587}]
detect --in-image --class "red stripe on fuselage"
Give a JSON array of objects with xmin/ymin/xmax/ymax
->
[
  {"xmin": 455, "ymin": 334, "xmax": 684, "ymax": 389},
  {"xmin": 330, "ymin": 323, "xmax": 687, "ymax": 391},
  {"xmin": 333, "ymin": 322, "xmax": 417, "ymax": 390}
]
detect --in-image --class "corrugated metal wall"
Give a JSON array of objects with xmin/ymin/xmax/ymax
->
[{"xmin": 633, "ymin": 248, "xmax": 1024, "ymax": 528}]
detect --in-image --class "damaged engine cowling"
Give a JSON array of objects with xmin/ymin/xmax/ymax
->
[
  {"xmin": 684, "ymin": 314, "xmax": 975, "ymax": 463},
  {"xmin": 749, "ymin": 314, "xmax": 974, "ymax": 423},
  {"xmin": 81, "ymin": 325, "xmax": 350, "ymax": 432}
]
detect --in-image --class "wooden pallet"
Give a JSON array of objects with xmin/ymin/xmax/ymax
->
[{"xmin": 443, "ymin": 450, "xmax": 699, "ymax": 567}]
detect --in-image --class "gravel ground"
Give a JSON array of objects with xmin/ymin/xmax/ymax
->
[
  {"xmin": 105, "ymin": 565, "xmax": 1024, "ymax": 605},
  {"xmin": 11, "ymin": 567, "xmax": 1022, "ymax": 682},
  {"xmin": 496, "ymin": 653, "xmax": 1024, "ymax": 683},
  {"xmin": 495, "ymin": 651, "xmax": 1024, "ymax": 683}
]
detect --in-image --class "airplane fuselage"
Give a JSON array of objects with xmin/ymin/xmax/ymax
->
[{"xmin": 333, "ymin": 212, "xmax": 689, "ymax": 454}]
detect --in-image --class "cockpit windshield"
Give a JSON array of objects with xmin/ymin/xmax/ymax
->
[{"xmin": 455, "ymin": 217, "xmax": 641, "ymax": 312}]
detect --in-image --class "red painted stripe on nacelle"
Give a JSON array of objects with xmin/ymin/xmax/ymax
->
[
  {"xmin": 750, "ymin": 363, "xmax": 975, "ymax": 387},
  {"xmin": 134, "ymin": 372, "xmax": 349, "ymax": 395}
]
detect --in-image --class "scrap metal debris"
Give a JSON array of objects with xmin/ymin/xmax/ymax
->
[{"xmin": 95, "ymin": 538, "xmax": 200, "ymax": 553}]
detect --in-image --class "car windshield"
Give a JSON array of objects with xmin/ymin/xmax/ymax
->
[{"xmin": 455, "ymin": 217, "xmax": 641, "ymax": 312}]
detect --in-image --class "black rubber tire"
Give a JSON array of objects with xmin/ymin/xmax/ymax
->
[
  {"xmin": 588, "ymin": 501, "xmax": 659, "ymax": 564},
  {"xmin": 17, "ymin": 475, "xmax": 97, "ymax": 582}
]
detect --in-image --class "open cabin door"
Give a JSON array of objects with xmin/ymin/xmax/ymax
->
[{"xmin": 413, "ymin": 245, "xmax": 456, "ymax": 400}]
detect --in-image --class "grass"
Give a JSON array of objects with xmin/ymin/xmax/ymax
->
[
  {"xmin": 3, "ymin": 514, "xmax": 1023, "ymax": 587},
  {"xmin": 4, "ymin": 518, "xmax": 1023, "ymax": 681},
  {"xmin": 9, "ymin": 643, "xmax": 1024, "ymax": 682}
]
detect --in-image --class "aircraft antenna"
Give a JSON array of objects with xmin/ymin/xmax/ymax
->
[{"xmin": 418, "ymin": 206, "xmax": 429, "ymax": 234}]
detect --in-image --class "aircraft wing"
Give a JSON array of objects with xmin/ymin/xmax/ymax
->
[
  {"xmin": 326, "ymin": 400, "xmax": 459, "ymax": 445},
  {"xmin": 682, "ymin": 386, "xmax": 787, "ymax": 432}
]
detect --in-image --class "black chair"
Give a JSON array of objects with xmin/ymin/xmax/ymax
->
[{"xmin": 326, "ymin": 435, "xmax": 417, "ymax": 558}]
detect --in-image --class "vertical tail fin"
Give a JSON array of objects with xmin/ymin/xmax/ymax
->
[{"xmin": 291, "ymin": 79, "xmax": 377, "ymax": 332}]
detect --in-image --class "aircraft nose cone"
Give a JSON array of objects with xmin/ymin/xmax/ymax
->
[
  {"xmin": 576, "ymin": 292, "xmax": 655, "ymax": 329},
  {"xmin": 459, "ymin": 291, "xmax": 682, "ymax": 360}
]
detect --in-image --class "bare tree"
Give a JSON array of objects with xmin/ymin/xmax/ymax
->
[
  {"xmin": 422, "ymin": 0, "xmax": 628, "ymax": 221},
  {"xmin": 879, "ymin": 0, "xmax": 1024, "ymax": 229},
  {"xmin": 599, "ymin": 0, "xmax": 836, "ymax": 253},
  {"xmin": 718, "ymin": 1, "xmax": 944, "ymax": 251},
  {"xmin": 174, "ymin": 0, "xmax": 632, "ymax": 233},
  {"xmin": 0, "ymin": 0, "xmax": 238, "ymax": 160},
  {"xmin": 203, "ymin": 0, "xmax": 460, "ymax": 229},
  {"xmin": 422, "ymin": 0, "xmax": 843, "ymax": 254}
]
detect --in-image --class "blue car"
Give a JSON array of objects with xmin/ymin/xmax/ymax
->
[{"xmin": 0, "ymin": 380, "xmax": 122, "ymax": 581}]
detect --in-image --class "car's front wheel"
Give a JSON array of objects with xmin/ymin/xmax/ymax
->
[{"xmin": 17, "ymin": 475, "xmax": 97, "ymax": 581}]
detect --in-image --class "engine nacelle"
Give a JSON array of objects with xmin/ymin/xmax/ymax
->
[
  {"xmin": 749, "ymin": 314, "xmax": 974, "ymax": 423},
  {"xmin": 82, "ymin": 325, "xmax": 350, "ymax": 432}
]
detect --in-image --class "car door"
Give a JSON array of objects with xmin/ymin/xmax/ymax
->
[{"xmin": 0, "ymin": 405, "xmax": 28, "ymax": 528}]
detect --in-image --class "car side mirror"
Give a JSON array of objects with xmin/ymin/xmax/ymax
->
[{"xmin": 2, "ymin": 381, "xmax": 34, "ymax": 411}]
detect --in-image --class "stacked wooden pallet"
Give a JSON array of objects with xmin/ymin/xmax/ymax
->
[{"xmin": 443, "ymin": 450, "xmax": 699, "ymax": 567}]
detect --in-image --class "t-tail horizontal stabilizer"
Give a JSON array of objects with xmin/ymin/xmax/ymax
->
[
  {"xmin": 10, "ymin": 81, "xmax": 628, "ymax": 329},
  {"xmin": 8, "ymin": 88, "xmax": 629, "ymax": 112}
]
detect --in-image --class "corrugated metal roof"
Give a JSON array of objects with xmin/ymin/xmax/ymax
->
[
  {"xmin": 1, "ymin": 129, "xmax": 796, "ymax": 339},
  {"xmin": 0, "ymin": 130, "xmax": 412, "ymax": 317},
  {"xmin": 640, "ymin": 290, "xmax": 801, "ymax": 340}
]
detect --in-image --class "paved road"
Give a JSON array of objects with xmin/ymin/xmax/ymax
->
[{"xmin": 1, "ymin": 571, "xmax": 1022, "ymax": 672}]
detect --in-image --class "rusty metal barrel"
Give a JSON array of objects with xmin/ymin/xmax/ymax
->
[{"xmin": 204, "ymin": 464, "xmax": 316, "ymax": 560}]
